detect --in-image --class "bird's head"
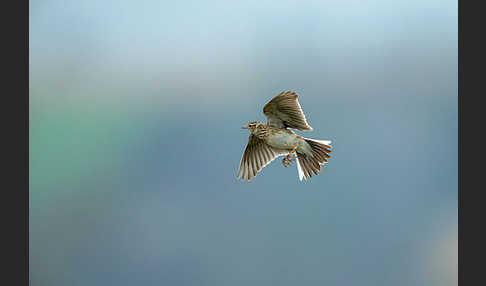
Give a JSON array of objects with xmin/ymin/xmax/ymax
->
[{"xmin": 242, "ymin": 121, "xmax": 260, "ymax": 132}]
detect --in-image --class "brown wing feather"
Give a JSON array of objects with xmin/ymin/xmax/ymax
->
[
  {"xmin": 263, "ymin": 91, "xmax": 313, "ymax": 131},
  {"xmin": 237, "ymin": 134, "xmax": 287, "ymax": 181}
]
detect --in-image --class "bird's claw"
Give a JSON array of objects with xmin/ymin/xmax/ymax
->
[
  {"xmin": 282, "ymin": 158, "xmax": 289, "ymax": 167},
  {"xmin": 282, "ymin": 152, "xmax": 296, "ymax": 167}
]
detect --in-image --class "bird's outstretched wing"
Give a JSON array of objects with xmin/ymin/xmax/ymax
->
[
  {"xmin": 237, "ymin": 134, "xmax": 287, "ymax": 181},
  {"xmin": 263, "ymin": 91, "xmax": 313, "ymax": 131}
]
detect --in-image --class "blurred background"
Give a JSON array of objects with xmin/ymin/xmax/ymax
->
[{"xmin": 29, "ymin": 0, "xmax": 457, "ymax": 285}]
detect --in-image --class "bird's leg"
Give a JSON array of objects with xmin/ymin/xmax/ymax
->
[
  {"xmin": 282, "ymin": 158, "xmax": 288, "ymax": 167},
  {"xmin": 282, "ymin": 148, "xmax": 297, "ymax": 167},
  {"xmin": 282, "ymin": 156, "xmax": 291, "ymax": 167}
]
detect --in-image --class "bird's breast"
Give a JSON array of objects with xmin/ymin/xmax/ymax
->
[{"xmin": 266, "ymin": 129, "xmax": 300, "ymax": 150}]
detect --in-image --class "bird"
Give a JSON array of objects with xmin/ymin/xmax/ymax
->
[{"xmin": 237, "ymin": 91, "xmax": 332, "ymax": 181}]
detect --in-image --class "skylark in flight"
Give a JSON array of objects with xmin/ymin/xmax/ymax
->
[{"xmin": 237, "ymin": 91, "xmax": 332, "ymax": 181}]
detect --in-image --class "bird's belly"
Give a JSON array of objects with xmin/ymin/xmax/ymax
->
[{"xmin": 266, "ymin": 131, "xmax": 300, "ymax": 150}]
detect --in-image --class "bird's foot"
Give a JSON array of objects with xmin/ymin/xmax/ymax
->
[
  {"xmin": 282, "ymin": 157, "xmax": 291, "ymax": 167},
  {"xmin": 282, "ymin": 151, "xmax": 297, "ymax": 167}
]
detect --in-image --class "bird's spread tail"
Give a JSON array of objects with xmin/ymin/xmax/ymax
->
[{"xmin": 296, "ymin": 139, "xmax": 332, "ymax": 181}]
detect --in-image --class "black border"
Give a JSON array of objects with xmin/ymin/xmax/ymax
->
[
  {"xmin": 7, "ymin": 0, "xmax": 467, "ymax": 285},
  {"xmin": 457, "ymin": 1, "xmax": 465, "ymax": 285},
  {"xmin": 3, "ymin": 0, "xmax": 29, "ymax": 284},
  {"xmin": 458, "ymin": 0, "xmax": 461, "ymax": 284},
  {"xmin": 459, "ymin": 0, "xmax": 484, "ymax": 285}
]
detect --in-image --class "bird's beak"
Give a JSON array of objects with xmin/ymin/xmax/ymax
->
[{"xmin": 242, "ymin": 125, "xmax": 249, "ymax": 129}]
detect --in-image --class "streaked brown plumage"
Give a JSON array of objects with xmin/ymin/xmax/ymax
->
[{"xmin": 237, "ymin": 91, "xmax": 332, "ymax": 181}]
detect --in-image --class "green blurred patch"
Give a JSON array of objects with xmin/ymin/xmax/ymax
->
[{"xmin": 29, "ymin": 101, "xmax": 140, "ymax": 207}]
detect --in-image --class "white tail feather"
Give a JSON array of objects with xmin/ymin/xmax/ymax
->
[
  {"xmin": 295, "ymin": 138, "xmax": 332, "ymax": 181},
  {"xmin": 296, "ymin": 158, "xmax": 305, "ymax": 181}
]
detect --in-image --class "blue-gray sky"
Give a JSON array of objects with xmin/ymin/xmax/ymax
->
[{"xmin": 30, "ymin": 1, "xmax": 457, "ymax": 285}]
